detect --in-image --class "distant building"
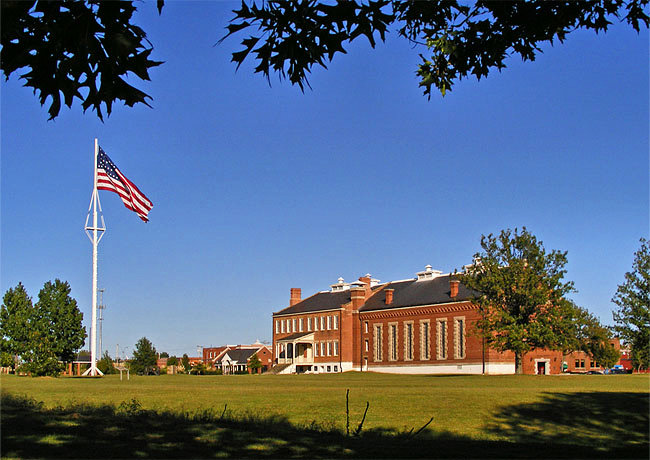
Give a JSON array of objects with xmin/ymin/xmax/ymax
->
[
  {"xmin": 563, "ymin": 339, "xmax": 623, "ymax": 373},
  {"xmin": 205, "ymin": 343, "xmax": 273, "ymax": 374},
  {"xmin": 272, "ymin": 265, "xmax": 613, "ymax": 375}
]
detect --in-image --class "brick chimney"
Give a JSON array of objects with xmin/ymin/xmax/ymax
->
[
  {"xmin": 385, "ymin": 288, "xmax": 394, "ymax": 305},
  {"xmin": 449, "ymin": 279, "xmax": 460, "ymax": 298},
  {"xmin": 290, "ymin": 288, "xmax": 301, "ymax": 306},
  {"xmin": 350, "ymin": 286, "xmax": 365, "ymax": 309}
]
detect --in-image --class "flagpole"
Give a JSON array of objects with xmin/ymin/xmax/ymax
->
[{"xmin": 83, "ymin": 138, "xmax": 104, "ymax": 376}]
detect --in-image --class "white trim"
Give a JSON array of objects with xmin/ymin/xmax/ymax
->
[
  {"xmin": 534, "ymin": 358, "xmax": 550, "ymax": 375},
  {"xmin": 360, "ymin": 300, "xmax": 474, "ymax": 315},
  {"xmin": 368, "ymin": 362, "xmax": 515, "ymax": 375},
  {"xmin": 273, "ymin": 307, "xmax": 343, "ymax": 317}
]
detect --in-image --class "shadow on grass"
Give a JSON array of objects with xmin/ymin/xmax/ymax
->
[
  {"xmin": 1, "ymin": 392, "xmax": 647, "ymax": 458},
  {"xmin": 485, "ymin": 391, "xmax": 649, "ymax": 455}
]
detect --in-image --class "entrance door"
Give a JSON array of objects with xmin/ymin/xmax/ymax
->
[{"xmin": 537, "ymin": 361, "xmax": 546, "ymax": 375}]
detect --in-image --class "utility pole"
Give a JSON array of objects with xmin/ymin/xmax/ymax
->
[
  {"xmin": 116, "ymin": 344, "xmax": 119, "ymax": 364},
  {"xmin": 98, "ymin": 289, "xmax": 106, "ymax": 357}
]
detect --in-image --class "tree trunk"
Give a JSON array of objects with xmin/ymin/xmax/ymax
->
[{"xmin": 515, "ymin": 352, "xmax": 523, "ymax": 374}]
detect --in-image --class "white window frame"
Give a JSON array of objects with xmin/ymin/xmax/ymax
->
[
  {"xmin": 437, "ymin": 319, "xmax": 448, "ymax": 360},
  {"xmin": 327, "ymin": 316, "xmax": 331, "ymax": 330},
  {"xmin": 333, "ymin": 315, "xmax": 338, "ymax": 330},
  {"xmin": 374, "ymin": 324, "xmax": 383, "ymax": 362},
  {"xmin": 388, "ymin": 322, "xmax": 398, "ymax": 361},
  {"xmin": 420, "ymin": 320, "xmax": 431, "ymax": 360},
  {"xmin": 281, "ymin": 320, "xmax": 285, "ymax": 333},
  {"xmin": 307, "ymin": 317, "xmax": 312, "ymax": 331},
  {"xmin": 454, "ymin": 316, "xmax": 466, "ymax": 359},
  {"xmin": 404, "ymin": 321, "xmax": 414, "ymax": 361}
]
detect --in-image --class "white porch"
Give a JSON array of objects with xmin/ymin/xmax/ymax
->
[{"xmin": 276, "ymin": 332, "xmax": 315, "ymax": 367}]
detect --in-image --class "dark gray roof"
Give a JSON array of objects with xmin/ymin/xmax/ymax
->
[
  {"xmin": 276, "ymin": 332, "xmax": 313, "ymax": 341},
  {"xmin": 274, "ymin": 290, "xmax": 352, "ymax": 315},
  {"xmin": 222, "ymin": 348, "xmax": 257, "ymax": 363},
  {"xmin": 361, "ymin": 275, "xmax": 476, "ymax": 312}
]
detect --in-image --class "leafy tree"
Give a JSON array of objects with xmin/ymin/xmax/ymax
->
[
  {"xmin": 0, "ymin": 283, "xmax": 33, "ymax": 371},
  {"xmin": 248, "ymin": 353, "xmax": 262, "ymax": 373},
  {"xmin": 190, "ymin": 362, "xmax": 207, "ymax": 375},
  {"xmin": 564, "ymin": 303, "xmax": 620, "ymax": 368},
  {"xmin": 159, "ymin": 351, "xmax": 169, "ymax": 358},
  {"xmin": 97, "ymin": 350, "xmax": 116, "ymax": 375},
  {"xmin": 223, "ymin": 1, "xmax": 649, "ymax": 97},
  {"xmin": 612, "ymin": 238, "xmax": 650, "ymax": 370},
  {"xmin": 461, "ymin": 227, "xmax": 575, "ymax": 374},
  {"xmin": 166, "ymin": 355, "xmax": 178, "ymax": 366},
  {"xmin": 35, "ymin": 280, "xmax": 86, "ymax": 365},
  {"xmin": 181, "ymin": 353, "xmax": 190, "ymax": 373},
  {"xmin": 2, "ymin": 1, "xmax": 648, "ymax": 120},
  {"xmin": 2, "ymin": 280, "xmax": 86, "ymax": 376},
  {"xmin": 1, "ymin": 0, "xmax": 161, "ymax": 120},
  {"xmin": 130, "ymin": 337, "xmax": 157, "ymax": 375}
]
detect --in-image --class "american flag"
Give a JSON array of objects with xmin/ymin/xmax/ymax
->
[{"xmin": 97, "ymin": 147, "xmax": 153, "ymax": 222}]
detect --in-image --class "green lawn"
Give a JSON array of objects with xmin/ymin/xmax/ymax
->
[{"xmin": 2, "ymin": 372, "xmax": 648, "ymax": 458}]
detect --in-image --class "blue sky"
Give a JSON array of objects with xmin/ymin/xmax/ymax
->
[{"xmin": 1, "ymin": 2, "xmax": 648, "ymax": 358}]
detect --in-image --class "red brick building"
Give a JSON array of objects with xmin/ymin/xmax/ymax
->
[
  {"xmin": 204, "ymin": 343, "xmax": 273, "ymax": 373},
  {"xmin": 272, "ymin": 265, "xmax": 592, "ymax": 375}
]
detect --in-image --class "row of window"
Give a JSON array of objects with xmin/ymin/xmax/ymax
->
[
  {"xmin": 275, "ymin": 340, "xmax": 340, "ymax": 358},
  {"xmin": 574, "ymin": 359, "xmax": 602, "ymax": 368},
  {"xmin": 275, "ymin": 315, "xmax": 339, "ymax": 334},
  {"xmin": 369, "ymin": 317, "xmax": 466, "ymax": 362},
  {"xmin": 314, "ymin": 340, "xmax": 339, "ymax": 357}
]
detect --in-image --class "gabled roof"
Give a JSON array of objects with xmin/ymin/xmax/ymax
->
[
  {"xmin": 361, "ymin": 274, "xmax": 476, "ymax": 312},
  {"xmin": 274, "ymin": 290, "xmax": 352, "ymax": 315},
  {"xmin": 221, "ymin": 348, "xmax": 258, "ymax": 363}
]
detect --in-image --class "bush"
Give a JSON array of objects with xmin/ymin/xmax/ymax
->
[{"xmin": 97, "ymin": 352, "xmax": 116, "ymax": 375}]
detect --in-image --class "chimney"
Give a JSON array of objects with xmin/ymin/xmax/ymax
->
[
  {"xmin": 290, "ymin": 288, "xmax": 301, "ymax": 306},
  {"xmin": 385, "ymin": 288, "xmax": 394, "ymax": 305},
  {"xmin": 350, "ymin": 286, "xmax": 366, "ymax": 309},
  {"xmin": 450, "ymin": 279, "xmax": 460, "ymax": 298}
]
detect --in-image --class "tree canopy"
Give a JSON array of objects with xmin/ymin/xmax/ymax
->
[
  {"xmin": 223, "ymin": 0, "xmax": 649, "ymax": 96},
  {"xmin": 1, "ymin": 0, "xmax": 161, "ymax": 120},
  {"xmin": 248, "ymin": 353, "xmax": 262, "ymax": 372},
  {"xmin": 97, "ymin": 350, "xmax": 117, "ymax": 374},
  {"xmin": 461, "ymin": 227, "xmax": 576, "ymax": 374},
  {"xmin": 612, "ymin": 238, "xmax": 650, "ymax": 370},
  {"xmin": 130, "ymin": 336, "xmax": 158, "ymax": 374},
  {"xmin": 2, "ymin": 1, "xmax": 647, "ymax": 120},
  {"xmin": 0, "ymin": 283, "xmax": 33, "ymax": 370},
  {"xmin": 0, "ymin": 280, "xmax": 86, "ymax": 376},
  {"xmin": 565, "ymin": 303, "xmax": 620, "ymax": 368}
]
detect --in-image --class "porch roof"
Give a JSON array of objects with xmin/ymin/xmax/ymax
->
[{"xmin": 276, "ymin": 332, "xmax": 314, "ymax": 343}]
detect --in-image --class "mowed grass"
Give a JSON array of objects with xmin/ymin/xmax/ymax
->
[{"xmin": 2, "ymin": 372, "xmax": 649, "ymax": 458}]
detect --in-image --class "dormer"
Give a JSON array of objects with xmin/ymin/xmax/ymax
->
[
  {"xmin": 416, "ymin": 264, "xmax": 442, "ymax": 281},
  {"xmin": 331, "ymin": 277, "xmax": 351, "ymax": 292}
]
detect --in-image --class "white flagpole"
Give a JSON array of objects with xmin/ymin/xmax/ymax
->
[{"xmin": 83, "ymin": 138, "xmax": 104, "ymax": 376}]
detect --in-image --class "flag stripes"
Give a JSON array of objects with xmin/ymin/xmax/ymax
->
[{"xmin": 96, "ymin": 147, "xmax": 153, "ymax": 222}]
